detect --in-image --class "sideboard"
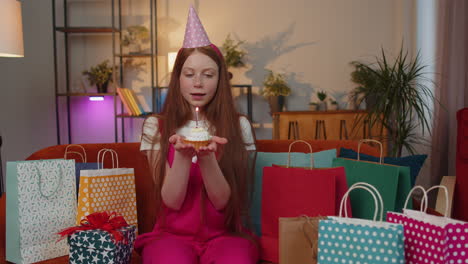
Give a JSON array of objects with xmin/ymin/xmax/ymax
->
[{"xmin": 272, "ymin": 110, "xmax": 388, "ymax": 153}]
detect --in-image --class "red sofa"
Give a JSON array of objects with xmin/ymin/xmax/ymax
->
[{"xmin": 1, "ymin": 139, "xmax": 380, "ymax": 263}]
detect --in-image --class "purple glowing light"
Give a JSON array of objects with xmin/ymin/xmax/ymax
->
[{"xmin": 89, "ymin": 96, "xmax": 104, "ymax": 101}]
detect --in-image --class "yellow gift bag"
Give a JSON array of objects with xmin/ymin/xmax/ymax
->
[{"xmin": 76, "ymin": 149, "xmax": 138, "ymax": 231}]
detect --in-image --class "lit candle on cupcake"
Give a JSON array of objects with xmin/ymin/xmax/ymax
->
[
  {"xmin": 195, "ymin": 107, "xmax": 199, "ymax": 127},
  {"xmin": 182, "ymin": 106, "xmax": 211, "ymax": 150}
]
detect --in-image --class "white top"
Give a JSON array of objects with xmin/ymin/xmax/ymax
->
[{"xmin": 140, "ymin": 116, "xmax": 256, "ymax": 152}]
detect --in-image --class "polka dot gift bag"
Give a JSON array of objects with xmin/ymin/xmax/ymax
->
[
  {"xmin": 317, "ymin": 182, "xmax": 405, "ymax": 264},
  {"xmin": 76, "ymin": 149, "xmax": 138, "ymax": 232},
  {"xmin": 387, "ymin": 185, "xmax": 468, "ymax": 264}
]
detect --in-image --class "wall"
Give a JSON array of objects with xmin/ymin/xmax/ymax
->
[
  {"xmin": 0, "ymin": 1, "xmax": 56, "ymax": 184},
  {"xmin": 155, "ymin": 0, "xmax": 416, "ymax": 139},
  {"xmin": 0, "ymin": 0, "xmax": 419, "ymax": 182}
]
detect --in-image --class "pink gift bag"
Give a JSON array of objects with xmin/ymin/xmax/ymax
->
[{"xmin": 387, "ymin": 185, "xmax": 468, "ymax": 264}]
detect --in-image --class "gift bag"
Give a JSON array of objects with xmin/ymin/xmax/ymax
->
[
  {"xmin": 332, "ymin": 139, "xmax": 412, "ymax": 220},
  {"xmin": 6, "ymin": 159, "xmax": 77, "ymax": 263},
  {"xmin": 64, "ymin": 144, "xmax": 100, "ymax": 199},
  {"xmin": 76, "ymin": 149, "xmax": 138, "ymax": 231},
  {"xmin": 318, "ymin": 182, "xmax": 405, "ymax": 264},
  {"xmin": 279, "ymin": 215, "xmax": 327, "ymax": 264},
  {"xmin": 261, "ymin": 141, "xmax": 337, "ymax": 263},
  {"xmin": 387, "ymin": 185, "xmax": 468, "ymax": 264},
  {"xmin": 274, "ymin": 140, "xmax": 352, "ymax": 217}
]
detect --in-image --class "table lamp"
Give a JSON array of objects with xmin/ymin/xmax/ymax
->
[{"xmin": 0, "ymin": 0, "xmax": 24, "ymax": 196}]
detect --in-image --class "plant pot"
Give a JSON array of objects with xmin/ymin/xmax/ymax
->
[
  {"xmin": 318, "ymin": 101, "xmax": 327, "ymax": 111},
  {"xmin": 328, "ymin": 104, "xmax": 338, "ymax": 111},
  {"xmin": 267, "ymin": 95, "xmax": 285, "ymax": 115},
  {"xmin": 97, "ymin": 80, "xmax": 109, "ymax": 93},
  {"xmin": 309, "ymin": 104, "xmax": 318, "ymax": 111}
]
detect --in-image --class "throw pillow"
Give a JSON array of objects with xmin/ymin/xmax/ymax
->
[
  {"xmin": 250, "ymin": 149, "xmax": 337, "ymax": 236},
  {"xmin": 339, "ymin": 147, "xmax": 427, "ymax": 187}
]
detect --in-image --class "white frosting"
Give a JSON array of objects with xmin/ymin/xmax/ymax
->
[{"xmin": 185, "ymin": 126, "xmax": 211, "ymax": 141}]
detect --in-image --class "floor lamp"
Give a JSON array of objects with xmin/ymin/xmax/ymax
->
[{"xmin": 0, "ymin": 0, "xmax": 24, "ymax": 197}]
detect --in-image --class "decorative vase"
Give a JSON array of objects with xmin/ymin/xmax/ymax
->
[
  {"xmin": 267, "ymin": 95, "xmax": 285, "ymax": 115},
  {"xmin": 97, "ymin": 80, "xmax": 109, "ymax": 93}
]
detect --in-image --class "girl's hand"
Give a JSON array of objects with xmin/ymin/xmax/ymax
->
[
  {"xmin": 169, "ymin": 134, "xmax": 196, "ymax": 159},
  {"xmin": 197, "ymin": 136, "xmax": 228, "ymax": 159}
]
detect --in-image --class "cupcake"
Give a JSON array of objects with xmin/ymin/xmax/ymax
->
[{"xmin": 183, "ymin": 126, "xmax": 212, "ymax": 150}]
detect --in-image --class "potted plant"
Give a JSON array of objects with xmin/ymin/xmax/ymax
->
[
  {"xmin": 261, "ymin": 70, "xmax": 291, "ymax": 114},
  {"xmin": 82, "ymin": 60, "xmax": 114, "ymax": 93},
  {"xmin": 328, "ymin": 99, "xmax": 338, "ymax": 111},
  {"xmin": 317, "ymin": 90, "xmax": 327, "ymax": 111},
  {"xmin": 221, "ymin": 34, "xmax": 247, "ymax": 79},
  {"xmin": 350, "ymin": 46, "xmax": 436, "ymax": 157},
  {"xmin": 308, "ymin": 102, "xmax": 319, "ymax": 111},
  {"xmin": 122, "ymin": 25, "xmax": 150, "ymax": 54}
]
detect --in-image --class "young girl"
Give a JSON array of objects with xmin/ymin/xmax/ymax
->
[{"xmin": 134, "ymin": 6, "xmax": 259, "ymax": 264}]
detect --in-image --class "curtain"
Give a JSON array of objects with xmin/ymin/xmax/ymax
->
[{"xmin": 431, "ymin": 0, "xmax": 468, "ymax": 191}]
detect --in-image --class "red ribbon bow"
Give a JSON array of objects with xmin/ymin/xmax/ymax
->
[{"xmin": 58, "ymin": 211, "xmax": 129, "ymax": 243}]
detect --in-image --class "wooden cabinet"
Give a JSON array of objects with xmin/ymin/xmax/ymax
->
[{"xmin": 273, "ymin": 110, "xmax": 388, "ymax": 152}]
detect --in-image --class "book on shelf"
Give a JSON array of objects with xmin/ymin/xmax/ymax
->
[
  {"xmin": 129, "ymin": 89, "xmax": 148, "ymax": 115},
  {"xmin": 123, "ymin": 88, "xmax": 142, "ymax": 116},
  {"xmin": 117, "ymin": 88, "xmax": 134, "ymax": 115}
]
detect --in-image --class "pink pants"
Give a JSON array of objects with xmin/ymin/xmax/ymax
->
[{"xmin": 141, "ymin": 233, "xmax": 259, "ymax": 264}]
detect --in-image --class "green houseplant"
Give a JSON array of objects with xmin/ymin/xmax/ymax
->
[
  {"xmin": 122, "ymin": 25, "xmax": 150, "ymax": 53},
  {"xmin": 221, "ymin": 34, "xmax": 247, "ymax": 79},
  {"xmin": 350, "ymin": 47, "xmax": 436, "ymax": 157},
  {"xmin": 261, "ymin": 70, "xmax": 291, "ymax": 114},
  {"xmin": 317, "ymin": 90, "xmax": 328, "ymax": 111},
  {"xmin": 82, "ymin": 60, "xmax": 114, "ymax": 93}
]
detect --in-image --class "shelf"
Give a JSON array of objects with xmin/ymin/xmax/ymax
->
[
  {"xmin": 116, "ymin": 114, "xmax": 153, "ymax": 118},
  {"xmin": 115, "ymin": 53, "xmax": 153, "ymax": 58},
  {"xmin": 55, "ymin": 27, "xmax": 120, "ymax": 33},
  {"xmin": 57, "ymin": 93, "xmax": 116, "ymax": 96}
]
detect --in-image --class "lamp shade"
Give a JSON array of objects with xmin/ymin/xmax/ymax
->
[
  {"xmin": 167, "ymin": 52, "xmax": 177, "ymax": 72},
  {"xmin": 0, "ymin": 0, "xmax": 24, "ymax": 57}
]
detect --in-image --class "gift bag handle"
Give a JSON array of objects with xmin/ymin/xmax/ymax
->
[
  {"xmin": 357, "ymin": 139, "xmax": 383, "ymax": 164},
  {"xmin": 286, "ymin": 140, "xmax": 314, "ymax": 169},
  {"xmin": 299, "ymin": 215, "xmax": 322, "ymax": 259},
  {"xmin": 403, "ymin": 185, "xmax": 428, "ymax": 212},
  {"xmin": 36, "ymin": 164, "xmax": 63, "ymax": 198},
  {"xmin": 339, "ymin": 182, "xmax": 384, "ymax": 221},
  {"xmin": 97, "ymin": 148, "xmax": 119, "ymax": 169},
  {"xmin": 421, "ymin": 185, "xmax": 449, "ymax": 217},
  {"xmin": 64, "ymin": 144, "xmax": 87, "ymax": 162}
]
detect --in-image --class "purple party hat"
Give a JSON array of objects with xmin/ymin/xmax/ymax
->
[{"xmin": 182, "ymin": 5, "xmax": 211, "ymax": 48}]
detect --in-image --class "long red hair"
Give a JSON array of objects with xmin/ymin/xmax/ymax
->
[{"xmin": 143, "ymin": 45, "xmax": 256, "ymax": 236}]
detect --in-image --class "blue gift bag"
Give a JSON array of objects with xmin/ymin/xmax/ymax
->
[{"xmin": 64, "ymin": 145, "xmax": 100, "ymax": 198}]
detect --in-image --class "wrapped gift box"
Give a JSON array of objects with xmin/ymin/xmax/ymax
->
[{"xmin": 68, "ymin": 225, "xmax": 136, "ymax": 264}]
